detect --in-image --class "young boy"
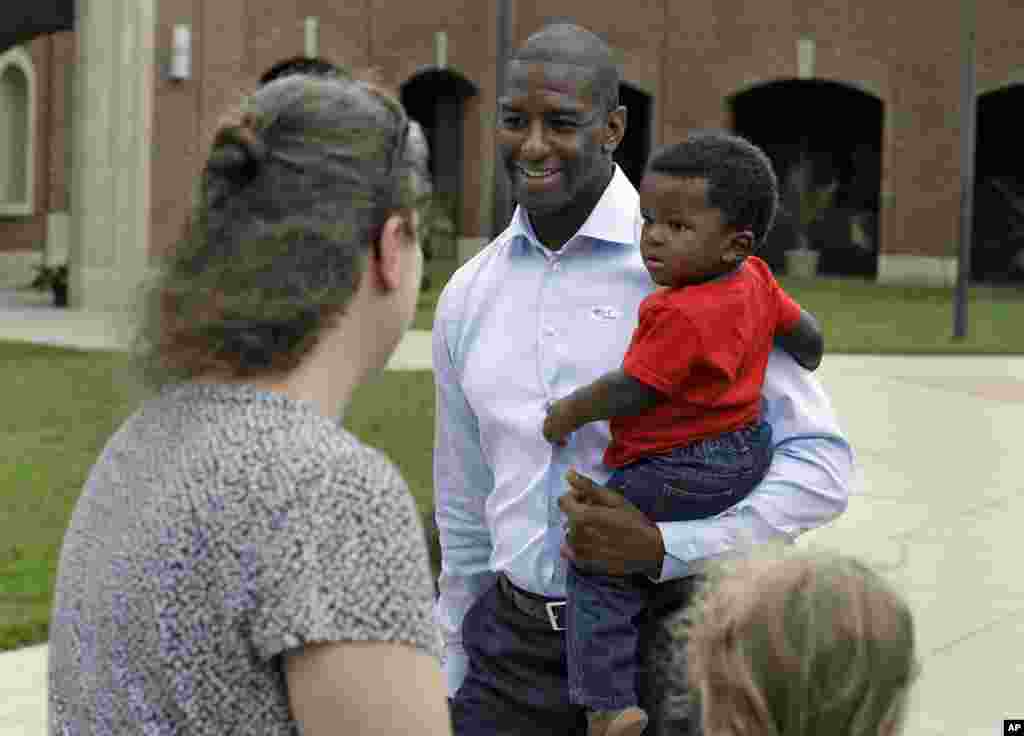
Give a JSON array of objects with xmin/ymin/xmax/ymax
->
[{"xmin": 542, "ymin": 131, "xmax": 823, "ymax": 736}]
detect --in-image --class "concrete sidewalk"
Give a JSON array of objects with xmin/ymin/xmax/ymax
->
[
  {"xmin": 0, "ymin": 288, "xmax": 432, "ymax": 370},
  {"xmin": 2, "ymin": 296, "xmax": 1023, "ymax": 735}
]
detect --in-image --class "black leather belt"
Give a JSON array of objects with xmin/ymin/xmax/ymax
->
[{"xmin": 498, "ymin": 573, "xmax": 567, "ymax": 631}]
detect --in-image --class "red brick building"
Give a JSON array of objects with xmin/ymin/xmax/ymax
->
[{"xmin": 3, "ymin": 1, "xmax": 1024, "ymax": 303}]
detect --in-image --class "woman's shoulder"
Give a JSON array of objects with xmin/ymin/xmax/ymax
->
[{"xmin": 148, "ymin": 382, "xmax": 410, "ymax": 506}]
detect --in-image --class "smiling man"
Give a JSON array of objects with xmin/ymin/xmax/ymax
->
[
  {"xmin": 432, "ymin": 23, "xmax": 853, "ymax": 736},
  {"xmin": 497, "ymin": 28, "xmax": 624, "ymax": 248}
]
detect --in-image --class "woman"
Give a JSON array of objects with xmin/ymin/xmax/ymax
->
[
  {"xmin": 48, "ymin": 74, "xmax": 450, "ymax": 735},
  {"xmin": 640, "ymin": 548, "xmax": 918, "ymax": 736}
]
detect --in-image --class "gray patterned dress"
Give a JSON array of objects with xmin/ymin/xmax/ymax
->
[{"xmin": 48, "ymin": 382, "xmax": 440, "ymax": 735}]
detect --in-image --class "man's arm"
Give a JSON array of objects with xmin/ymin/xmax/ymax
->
[
  {"xmin": 543, "ymin": 370, "xmax": 665, "ymax": 444},
  {"xmin": 432, "ymin": 312, "xmax": 496, "ymax": 697},
  {"xmin": 561, "ymin": 349, "xmax": 852, "ymax": 578},
  {"xmin": 774, "ymin": 308, "xmax": 824, "ymax": 371}
]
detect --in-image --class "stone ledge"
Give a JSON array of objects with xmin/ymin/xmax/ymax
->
[{"xmin": 877, "ymin": 254, "xmax": 958, "ymax": 287}]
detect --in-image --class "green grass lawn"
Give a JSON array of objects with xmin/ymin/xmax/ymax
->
[
  {"xmin": 777, "ymin": 276, "xmax": 1024, "ymax": 354},
  {"xmin": 0, "ymin": 341, "xmax": 438, "ymax": 651},
  {"xmin": 412, "ymin": 257, "xmax": 458, "ymax": 330},
  {"xmin": 2, "ymin": 273, "xmax": 1023, "ymax": 650}
]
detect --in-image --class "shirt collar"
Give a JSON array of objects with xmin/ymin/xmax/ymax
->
[{"xmin": 505, "ymin": 165, "xmax": 640, "ymax": 254}]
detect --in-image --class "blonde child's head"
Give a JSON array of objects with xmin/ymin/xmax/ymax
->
[{"xmin": 682, "ymin": 548, "xmax": 918, "ymax": 736}]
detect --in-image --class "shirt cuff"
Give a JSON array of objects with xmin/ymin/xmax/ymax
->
[
  {"xmin": 442, "ymin": 642, "xmax": 469, "ymax": 697},
  {"xmin": 651, "ymin": 523, "xmax": 696, "ymax": 581},
  {"xmin": 652, "ymin": 509, "xmax": 785, "ymax": 582}
]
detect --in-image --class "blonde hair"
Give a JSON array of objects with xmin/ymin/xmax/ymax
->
[{"xmin": 682, "ymin": 548, "xmax": 918, "ymax": 736}]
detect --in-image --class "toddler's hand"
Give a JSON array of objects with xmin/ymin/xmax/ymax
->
[{"xmin": 543, "ymin": 400, "xmax": 575, "ymax": 445}]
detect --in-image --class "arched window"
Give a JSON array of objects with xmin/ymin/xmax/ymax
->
[
  {"xmin": 973, "ymin": 84, "xmax": 1024, "ymax": 283},
  {"xmin": 730, "ymin": 79, "xmax": 884, "ymax": 277},
  {"xmin": 0, "ymin": 46, "xmax": 36, "ymax": 217}
]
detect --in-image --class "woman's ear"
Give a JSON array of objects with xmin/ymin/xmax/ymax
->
[{"xmin": 372, "ymin": 214, "xmax": 407, "ymax": 291}]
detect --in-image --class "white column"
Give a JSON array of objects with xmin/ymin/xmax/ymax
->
[
  {"xmin": 69, "ymin": 0, "xmax": 156, "ymax": 313},
  {"xmin": 305, "ymin": 17, "xmax": 319, "ymax": 58}
]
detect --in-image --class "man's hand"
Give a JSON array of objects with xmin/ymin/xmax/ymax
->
[
  {"xmin": 558, "ymin": 468, "xmax": 665, "ymax": 578},
  {"xmin": 543, "ymin": 399, "xmax": 578, "ymax": 445}
]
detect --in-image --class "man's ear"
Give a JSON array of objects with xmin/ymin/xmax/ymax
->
[
  {"xmin": 723, "ymin": 229, "xmax": 755, "ymax": 264},
  {"xmin": 372, "ymin": 214, "xmax": 407, "ymax": 291},
  {"xmin": 603, "ymin": 105, "xmax": 627, "ymax": 154}
]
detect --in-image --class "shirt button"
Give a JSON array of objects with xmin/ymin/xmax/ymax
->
[
  {"xmin": 552, "ymin": 262, "xmax": 563, "ymax": 272},
  {"xmin": 543, "ymin": 326, "xmax": 557, "ymax": 337}
]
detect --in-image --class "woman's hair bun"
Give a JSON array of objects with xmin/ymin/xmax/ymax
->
[{"xmin": 206, "ymin": 112, "xmax": 269, "ymax": 182}]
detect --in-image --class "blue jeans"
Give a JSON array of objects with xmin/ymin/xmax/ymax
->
[{"xmin": 567, "ymin": 421, "xmax": 773, "ymax": 709}]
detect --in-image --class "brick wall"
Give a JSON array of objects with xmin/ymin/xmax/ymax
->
[{"xmin": 7, "ymin": 0, "xmax": 1024, "ymax": 275}]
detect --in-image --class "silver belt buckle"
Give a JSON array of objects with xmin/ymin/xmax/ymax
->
[{"xmin": 546, "ymin": 601, "xmax": 567, "ymax": 631}]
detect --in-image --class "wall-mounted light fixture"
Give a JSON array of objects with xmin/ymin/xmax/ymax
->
[{"xmin": 168, "ymin": 24, "xmax": 191, "ymax": 81}]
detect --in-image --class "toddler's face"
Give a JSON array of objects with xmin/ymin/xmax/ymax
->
[{"xmin": 638, "ymin": 174, "xmax": 744, "ymax": 287}]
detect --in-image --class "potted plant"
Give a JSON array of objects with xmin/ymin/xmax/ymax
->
[
  {"xmin": 30, "ymin": 263, "xmax": 69, "ymax": 307},
  {"xmin": 782, "ymin": 155, "xmax": 837, "ymax": 278}
]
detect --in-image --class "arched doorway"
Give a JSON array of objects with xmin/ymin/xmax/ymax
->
[
  {"xmin": 730, "ymin": 80, "xmax": 884, "ymax": 277},
  {"xmin": 614, "ymin": 82, "xmax": 652, "ymax": 189},
  {"xmin": 400, "ymin": 68, "xmax": 478, "ymax": 261},
  {"xmin": 973, "ymin": 85, "xmax": 1024, "ymax": 283},
  {"xmin": 0, "ymin": 54, "xmax": 33, "ymax": 214}
]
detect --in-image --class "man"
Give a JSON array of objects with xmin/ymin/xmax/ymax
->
[{"xmin": 432, "ymin": 23, "xmax": 852, "ymax": 736}]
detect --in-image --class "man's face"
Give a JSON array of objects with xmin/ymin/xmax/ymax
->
[{"xmin": 497, "ymin": 60, "xmax": 619, "ymax": 218}]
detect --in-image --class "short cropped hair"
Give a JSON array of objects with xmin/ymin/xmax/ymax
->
[
  {"xmin": 648, "ymin": 131, "xmax": 779, "ymax": 247},
  {"xmin": 512, "ymin": 23, "xmax": 620, "ymax": 113}
]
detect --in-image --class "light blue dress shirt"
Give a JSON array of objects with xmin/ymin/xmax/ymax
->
[{"xmin": 432, "ymin": 167, "xmax": 853, "ymax": 695}]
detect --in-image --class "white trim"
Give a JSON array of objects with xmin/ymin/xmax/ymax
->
[
  {"xmin": 798, "ymin": 38, "xmax": 816, "ymax": 79},
  {"xmin": 877, "ymin": 254, "xmax": 958, "ymax": 286},
  {"xmin": 729, "ymin": 74, "xmax": 884, "ymax": 104},
  {"xmin": 980, "ymin": 72, "xmax": 1024, "ymax": 96},
  {"xmin": 46, "ymin": 212, "xmax": 72, "ymax": 265},
  {"xmin": 0, "ymin": 46, "xmax": 37, "ymax": 217},
  {"xmin": 0, "ymin": 249, "xmax": 44, "ymax": 289},
  {"xmin": 304, "ymin": 17, "xmax": 319, "ymax": 58}
]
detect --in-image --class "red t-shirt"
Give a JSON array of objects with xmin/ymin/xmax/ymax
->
[{"xmin": 605, "ymin": 256, "xmax": 802, "ymax": 468}]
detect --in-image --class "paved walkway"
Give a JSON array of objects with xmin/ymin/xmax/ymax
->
[
  {"xmin": 0, "ymin": 288, "xmax": 432, "ymax": 370},
  {"xmin": 2, "ymin": 292, "xmax": 1023, "ymax": 735}
]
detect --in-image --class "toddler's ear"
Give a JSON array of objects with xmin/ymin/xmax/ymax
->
[
  {"xmin": 724, "ymin": 229, "xmax": 755, "ymax": 263},
  {"xmin": 734, "ymin": 228, "xmax": 755, "ymax": 250}
]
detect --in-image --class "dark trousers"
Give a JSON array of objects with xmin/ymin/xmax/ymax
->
[
  {"xmin": 568, "ymin": 421, "xmax": 773, "ymax": 709},
  {"xmin": 451, "ymin": 575, "xmax": 703, "ymax": 736}
]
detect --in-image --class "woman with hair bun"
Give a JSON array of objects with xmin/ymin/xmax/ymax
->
[{"xmin": 48, "ymin": 74, "xmax": 450, "ymax": 735}]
